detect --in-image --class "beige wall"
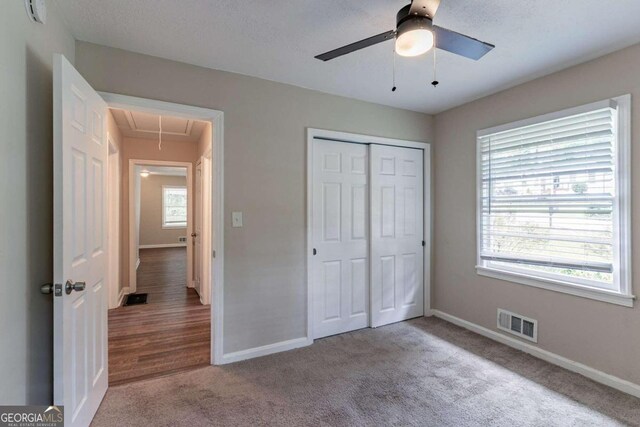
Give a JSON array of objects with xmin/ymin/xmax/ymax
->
[
  {"xmin": 433, "ymin": 43, "xmax": 640, "ymax": 384},
  {"xmin": 120, "ymin": 137, "xmax": 198, "ymax": 288},
  {"xmin": 75, "ymin": 42, "xmax": 435, "ymax": 353},
  {"xmin": 0, "ymin": 2, "xmax": 75, "ymax": 404},
  {"xmin": 140, "ymin": 175, "xmax": 188, "ymax": 246}
]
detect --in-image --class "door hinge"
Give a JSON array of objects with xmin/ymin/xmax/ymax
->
[
  {"xmin": 212, "ymin": 250, "xmax": 216, "ymax": 258},
  {"xmin": 422, "ymin": 240, "xmax": 425, "ymax": 247},
  {"xmin": 313, "ymin": 248, "xmax": 317, "ymax": 256}
]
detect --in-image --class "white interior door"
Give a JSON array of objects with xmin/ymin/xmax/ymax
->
[
  {"xmin": 201, "ymin": 155, "xmax": 212, "ymax": 305},
  {"xmin": 134, "ymin": 170, "xmax": 141, "ymax": 291},
  {"xmin": 312, "ymin": 140, "xmax": 369, "ymax": 338},
  {"xmin": 53, "ymin": 54, "xmax": 108, "ymax": 427},
  {"xmin": 194, "ymin": 161, "xmax": 203, "ymax": 294},
  {"xmin": 370, "ymin": 144, "xmax": 424, "ymax": 327}
]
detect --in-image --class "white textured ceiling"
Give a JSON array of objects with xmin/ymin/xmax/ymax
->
[{"xmin": 58, "ymin": 0, "xmax": 640, "ymax": 114}]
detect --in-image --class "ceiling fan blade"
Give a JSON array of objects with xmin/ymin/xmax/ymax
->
[
  {"xmin": 433, "ymin": 26, "xmax": 495, "ymax": 60},
  {"xmin": 315, "ymin": 30, "xmax": 396, "ymax": 61},
  {"xmin": 409, "ymin": 0, "xmax": 441, "ymax": 18}
]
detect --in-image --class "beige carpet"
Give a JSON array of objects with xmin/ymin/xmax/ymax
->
[{"xmin": 92, "ymin": 317, "xmax": 640, "ymax": 426}]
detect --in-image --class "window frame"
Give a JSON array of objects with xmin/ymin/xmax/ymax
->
[
  {"xmin": 162, "ymin": 185, "xmax": 188, "ymax": 229},
  {"xmin": 476, "ymin": 95, "xmax": 634, "ymax": 307}
]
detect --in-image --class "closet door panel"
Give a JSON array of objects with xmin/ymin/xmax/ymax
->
[
  {"xmin": 312, "ymin": 140, "xmax": 369, "ymax": 338},
  {"xmin": 370, "ymin": 145, "xmax": 424, "ymax": 327}
]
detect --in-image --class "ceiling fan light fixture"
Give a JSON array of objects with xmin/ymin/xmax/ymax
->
[{"xmin": 395, "ymin": 18, "xmax": 434, "ymax": 57}]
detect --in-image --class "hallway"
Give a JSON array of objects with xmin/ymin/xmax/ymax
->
[{"xmin": 108, "ymin": 247, "xmax": 210, "ymax": 385}]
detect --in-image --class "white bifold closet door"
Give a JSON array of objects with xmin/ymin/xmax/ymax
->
[
  {"xmin": 370, "ymin": 144, "xmax": 424, "ymax": 327},
  {"xmin": 312, "ymin": 140, "xmax": 369, "ymax": 338}
]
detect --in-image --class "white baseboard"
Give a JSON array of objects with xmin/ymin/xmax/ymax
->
[
  {"xmin": 432, "ymin": 310, "xmax": 640, "ymax": 399},
  {"xmin": 221, "ymin": 337, "xmax": 313, "ymax": 365},
  {"xmin": 117, "ymin": 287, "xmax": 130, "ymax": 306},
  {"xmin": 138, "ymin": 243, "xmax": 187, "ymax": 249}
]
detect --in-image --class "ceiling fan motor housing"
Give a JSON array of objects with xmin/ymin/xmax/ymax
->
[{"xmin": 396, "ymin": 4, "xmax": 433, "ymax": 33}]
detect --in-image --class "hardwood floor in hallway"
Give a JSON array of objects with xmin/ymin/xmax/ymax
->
[{"xmin": 108, "ymin": 247, "xmax": 210, "ymax": 385}]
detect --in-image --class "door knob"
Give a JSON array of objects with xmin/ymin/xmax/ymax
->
[
  {"xmin": 191, "ymin": 232, "xmax": 197, "ymax": 237},
  {"xmin": 65, "ymin": 280, "xmax": 86, "ymax": 295},
  {"xmin": 40, "ymin": 283, "xmax": 54, "ymax": 294}
]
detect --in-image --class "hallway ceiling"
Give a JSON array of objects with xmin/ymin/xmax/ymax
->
[
  {"xmin": 58, "ymin": 0, "xmax": 640, "ymax": 114},
  {"xmin": 137, "ymin": 166, "xmax": 187, "ymax": 177},
  {"xmin": 110, "ymin": 108, "xmax": 207, "ymax": 143}
]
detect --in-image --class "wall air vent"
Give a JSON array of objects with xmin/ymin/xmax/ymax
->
[
  {"xmin": 179, "ymin": 237, "xmax": 187, "ymax": 243},
  {"xmin": 497, "ymin": 309, "xmax": 537, "ymax": 342}
]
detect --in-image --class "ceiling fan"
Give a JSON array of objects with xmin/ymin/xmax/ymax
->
[{"xmin": 315, "ymin": 0, "xmax": 494, "ymax": 62}]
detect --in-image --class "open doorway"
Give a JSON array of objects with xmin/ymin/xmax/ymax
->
[
  {"xmin": 128, "ymin": 161, "xmax": 194, "ymax": 295},
  {"xmin": 105, "ymin": 107, "xmax": 214, "ymax": 385},
  {"xmin": 134, "ymin": 163, "xmax": 191, "ymax": 302}
]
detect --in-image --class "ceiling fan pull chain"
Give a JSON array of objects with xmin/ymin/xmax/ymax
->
[
  {"xmin": 392, "ymin": 47, "xmax": 397, "ymax": 92},
  {"xmin": 431, "ymin": 33, "xmax": 439, "ymax": 87}
]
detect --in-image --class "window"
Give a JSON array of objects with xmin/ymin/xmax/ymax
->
[
  {"xmin": 162, "ymin": 186, "xmax": 187, "ymax": 228},
  {"xmin": 477, "ymin": 96, "xmax": 633, "ymax": 306}
]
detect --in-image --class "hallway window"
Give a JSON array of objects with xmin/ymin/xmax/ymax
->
[{"xmin": 162, "ymin": 186, "xmax": 187, "ymax": 228}]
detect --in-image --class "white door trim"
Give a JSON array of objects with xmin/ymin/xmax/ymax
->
[
  {"xmin": 199, "ymin": 155, "xmax": 213, "ymax": 306},
  {"xmin": 100, "ymin": 92, "xmax": 225, "ymax": 365},
  {"xmin": 107, "ymin": 133, "xmax": 121, "ymax": 309},
  {"xmin": 306, "ymin": 128, "xmax": 432, "ymax": 341},
  {"xmin": 194, "ymin": 159, "xmax": 203, "ymax": 299}
]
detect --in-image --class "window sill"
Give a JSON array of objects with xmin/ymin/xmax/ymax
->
[
  {"xmin": 476, "ymin": 266, "xmax": 635, "ymax": 307},
  {"xmin": 162, "ymin": 224, "xmax": 187, "ymax": 230}
]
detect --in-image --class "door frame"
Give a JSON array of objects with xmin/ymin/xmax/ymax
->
[
  {"xmin": 195, "ymin": 159, "xmax": 203, "ymax": 297},
  {"xmin": 127, "ymin": 159, "xmax": 193, "ymax": 293},
  {"xmin": 306, "ymin": 128, "xmax": 432, "ymax": 340},
  {"xmin": 107, "ymin": 133, "xmax": 122, "ymax": 309},
  {"xmin": 194, "ymin": 156, "xmax": 213, "ymax": 305},
  {"xmin": 100, "ymin": 92, "xmax": 225, "ymax": 365},
  {"xmin": 201, "ymin": 152, "xmax": 213, "ymax": 306}
]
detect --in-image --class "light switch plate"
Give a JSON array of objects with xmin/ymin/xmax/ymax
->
[{"xmin": 232, "ymin": 211, "xmax": 243, "ymax": 228}]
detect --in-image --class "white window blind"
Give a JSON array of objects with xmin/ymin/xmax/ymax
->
[
  {"xmin": 162, "ymin": 186, "xmax": 187, "ymax": 228},
  {"xmin": 477, "ymin": 98, "xmax": 631, "ymax": 297}
]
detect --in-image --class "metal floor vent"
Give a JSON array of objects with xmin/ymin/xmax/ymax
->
[
  {"xmin": 124, "ymin": 293, "xmax": 148, "ymax": 306},
  {"xmin": 497, "ymin": 309, "xmax": 537, "ymax": 342}
]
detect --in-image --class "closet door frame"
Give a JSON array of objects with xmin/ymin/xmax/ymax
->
[{"xmin": 306, "ymin": 128, "xmax": 432, "ymax": 341}]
